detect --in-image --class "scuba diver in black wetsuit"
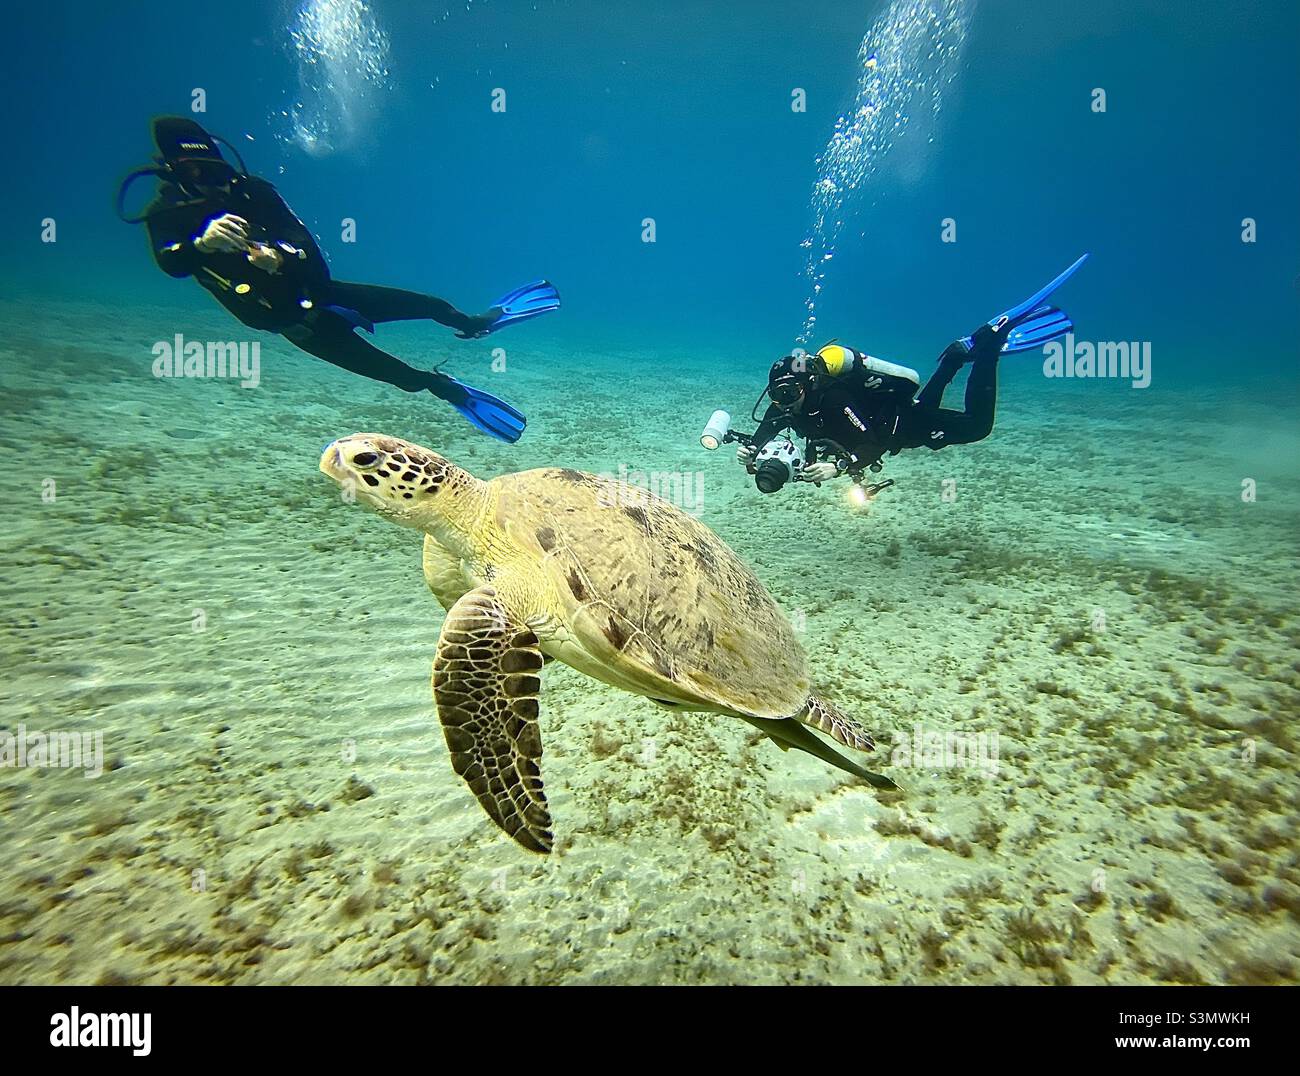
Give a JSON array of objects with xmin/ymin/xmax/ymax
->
[
  {"xmin": 740, "ymin": 328, "xmax": 1006, "ymax": 484},
  {"xmin": 117, "ymin": 117, "xmax": 561, "ymax": 442},
  {"xmin": 712, "ymin": 255, "xmax": 1090, "ymax": 494}
]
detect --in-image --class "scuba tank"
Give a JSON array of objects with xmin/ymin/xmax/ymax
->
[{"xmin": 816, "ymin": 343, "xmax": 921, "ymax": 390}]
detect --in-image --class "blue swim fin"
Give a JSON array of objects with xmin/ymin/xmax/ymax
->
[
  {"xmin": 1003, "ymin": 305, "xmax": 1073, "ymax": 353},
  {"xmin": 995, "ymin": 253, "xmax": 1088, "ymax": 328},
  {"xmin": 964, "ymin": 253, "xmax": 1088, "ymax": 353},
  {"xmin": 483, "ymin": 279, "xmax": 561, "ymax": 333},
  {"xmin": 436, "ymin": 375, "xmax": 527, "ymax": 443}
]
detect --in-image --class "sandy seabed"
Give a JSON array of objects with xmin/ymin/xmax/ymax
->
[{"xmin": 0, "ymin": 298, "xmax": 1297, "ymax": 985}]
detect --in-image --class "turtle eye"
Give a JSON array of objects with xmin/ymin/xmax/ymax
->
[{"xmin": 351, "ymin": 451, "xmax": 379, "ymax": 468}]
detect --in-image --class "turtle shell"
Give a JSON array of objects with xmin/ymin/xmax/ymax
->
[{"xmin": 489, "ymin": 468, "xmax": 809, "ymax": 718}]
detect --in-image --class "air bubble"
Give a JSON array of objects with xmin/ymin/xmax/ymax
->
[{"xmin": 797, "ymin": 0, "xmax": 970, "ymax": 344}]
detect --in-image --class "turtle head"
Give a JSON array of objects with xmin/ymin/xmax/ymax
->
[{"xmin": 319, "ymin": 434, "xmax": 469, "ymax": 529}]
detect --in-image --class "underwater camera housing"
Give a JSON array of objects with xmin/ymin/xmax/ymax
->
[
  {"xmin": 698, "ymin": 409, "xmax": 805, "ymax": 494},
  {"xmin": 752, "ymin": 437, "xmax": 803, "ymax": 494}
]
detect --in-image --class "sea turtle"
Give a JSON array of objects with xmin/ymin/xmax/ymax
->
[{"xmin": 319, "ymin": 433, "xmax": 896, "ymax": 853}]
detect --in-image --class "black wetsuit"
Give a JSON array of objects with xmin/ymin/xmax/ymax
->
[
  {"xmin": 143, "ymin": 177, "xmax": 488, "ymax": 396},
  {"xmin": 751, "ymin": 327, "xmax": 1005, "ymax": 472}
]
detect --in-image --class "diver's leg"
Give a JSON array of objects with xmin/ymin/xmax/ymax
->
[
  {"xmin": 913, "ymin": 341, "xmax": 969, "ymax": 412},
  {"xmin": 958, "ymin": 350, "xmax": 998, "ymax": 440},
  {"xmin": 905, "ymin": 348, "xmax": 998, "ymax": 448},
  {"xmin": 324, "ymin": 281, "xmax": 484, "ymax": 335},
  {"xmin": 283, "ymin": 315, "xmax": 455, "ymax": 396}
]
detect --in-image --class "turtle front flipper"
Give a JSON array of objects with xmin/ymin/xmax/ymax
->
[{"xmin": 432, "ymin": 586, "xmax": 553, "ymax": 853}]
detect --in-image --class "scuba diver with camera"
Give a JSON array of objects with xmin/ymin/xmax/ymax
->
[
  {"xmin": 701, "ymin": 255, "xmax": 1088, "ymax": 495},
  {"xmin": 117, "ymin": 116, "xmax": 561, "ymax": 442}
]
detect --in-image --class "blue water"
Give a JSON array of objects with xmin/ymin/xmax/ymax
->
[
  {"xmin": 5, "ymin": 0, "xmax": 1298, "ymax": 365},
  {"xmin": 2, "ymin": 0, "xmax": 1299, "ymax": 987}
]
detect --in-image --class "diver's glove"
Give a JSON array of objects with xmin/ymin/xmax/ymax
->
[
  {"xmin": 194, "ymin": 213, "xmax": 250, "ymax": 254},
  {"xmin": 736, "ymin": 444, "xmax": 758, "ymax": 466},
  {"xmin": 798, "ymin": 461, "xmax": 839, "ymax": 485}
]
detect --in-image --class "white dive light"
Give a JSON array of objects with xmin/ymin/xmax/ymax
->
[{"xmin": 700, "ymin": 409, "xmax": 731, "ymax": 450}]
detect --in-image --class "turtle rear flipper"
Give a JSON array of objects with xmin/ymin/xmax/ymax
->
[
  {"xmin": 741, "ymin": 715, "xmax": 897, "ymax": 790},
  {"xmin": 799, "ymin": 695, "xmax": 876, "ymax": 753},
  {"xmin": 432, "ymin": 586, "xmax": 554, "ymax": 853}
]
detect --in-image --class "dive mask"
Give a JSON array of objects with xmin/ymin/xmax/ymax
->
[
  {"xmin": 768, "ymin": 379, "xmax": 805, "ymax": 408},
  {"xmin": 116, "ymin": 115, "xmax": 249, "ymax": 223}
]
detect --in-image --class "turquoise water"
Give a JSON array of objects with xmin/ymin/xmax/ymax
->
[{"xmin": 0, "ymin": 0, "xmax": 1297, "ymax": 985}]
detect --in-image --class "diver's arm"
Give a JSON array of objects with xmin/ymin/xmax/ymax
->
[
  {"xmin": 736, "ymin": 405, "xmax": 788, "ymax": 466},
  {"xmin": 245, "ymin": 178, "xmax": 328, "ymax": 272},
  {"xmin": 750, "ymin": 404, "xmax": 789, "ymax": 447},
  {"xmin": 144, "ymin": 206, "xmax": 203, "ymax": 278},
  {"xmin": 145, "ymin": 205, "xmax": 249, "ymax": 275}
]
